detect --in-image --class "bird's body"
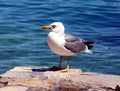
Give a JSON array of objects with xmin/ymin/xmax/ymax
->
[
  {"xmin": 47, "ymin": 32, "xmax": 74, "ymax": 56},
  {"xmin": 47, "ymin": 32, "xmax": 92, "ymax": 56},
  {"xmin": 42, "ymin": 22, "xmax": 95, "ymax": 72}
]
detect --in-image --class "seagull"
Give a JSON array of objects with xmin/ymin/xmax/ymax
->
[{"xmin": 41, "ymin": 22, "xmax": 95, "ymax": 72}]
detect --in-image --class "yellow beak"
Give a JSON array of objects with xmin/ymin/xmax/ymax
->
[{"xmin": 41, "ymin": 26, "xmax": 50, "ymax": 29}]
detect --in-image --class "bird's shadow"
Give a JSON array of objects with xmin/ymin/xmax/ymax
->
[{"xmin": 32, "ymin": 66, "xmax": 63, "ymax": 72}]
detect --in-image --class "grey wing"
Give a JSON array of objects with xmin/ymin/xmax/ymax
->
[{"xmin": 64, "ymin": 34, "xmax": 86, "ymax": 53}]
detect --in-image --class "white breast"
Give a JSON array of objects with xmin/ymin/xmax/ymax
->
[{"xmin": 47, "ymin": 32, "xmax": 74, "ymax": 56}]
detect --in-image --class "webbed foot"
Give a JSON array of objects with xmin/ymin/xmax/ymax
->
[
  {"xmin": 61, "ymin": 65, "xmax": 69, "ymax": 72},
  {"xmin": 61, "ymin": 68, "xmax": 69, "ymax": 72}
]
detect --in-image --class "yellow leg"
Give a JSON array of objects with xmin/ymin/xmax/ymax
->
[{"xmin": 61, "ymin": 56, "xmax": 70, "ymax": 72}]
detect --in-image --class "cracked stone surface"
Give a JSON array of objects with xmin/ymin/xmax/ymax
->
[{"xmin": 0, "ymin": 66, "xmax": 120, "ymax": 91}]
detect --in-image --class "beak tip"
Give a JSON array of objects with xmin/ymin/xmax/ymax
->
[
  {"xmin": 41, "ymin": 26, "xmax": 45, "ymax": 29},
  {"xmin": 41, "ymin": 26, "xmax": 50, "ymax": 29}
]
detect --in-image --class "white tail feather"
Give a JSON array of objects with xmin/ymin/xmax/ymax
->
[
  {"xmin": 85, "ymin": 49, "xmax": 92, "ymax": 53},
  {"xmin": 85, "ymin": 46, "xmax": 92, "ymax": 53}
]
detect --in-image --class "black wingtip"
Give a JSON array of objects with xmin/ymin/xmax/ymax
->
[
  {"xmin": 84, "ymin": 41, "xmax": 98, "ymax": 45},
  {"xmin": 84, "ymin": 41, "xmax": 98, "ymax": 49},
  {"xmin": 88, "ymin": 45, "xmax": 93, "ymax": 49}
]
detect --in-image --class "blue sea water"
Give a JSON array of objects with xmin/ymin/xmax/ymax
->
[{"xmin": 0, "ymin": 0, "xmax": 120, "ymax": 75}]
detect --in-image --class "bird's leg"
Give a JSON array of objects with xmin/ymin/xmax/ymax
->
[
  {"xmin": 61, "ymin": 56, "xmax": 70, "ymax": 72},
  {"xmin": 49, "ymin": 56, "xmax": 62, "ymax": 71},
  {"xmin": 59, "ymin": 56, "xmax": 62, "ymax": 68}
]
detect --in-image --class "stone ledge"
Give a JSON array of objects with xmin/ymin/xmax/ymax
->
[{"xmin": 0, "ymin": 66, "xmax": 120, "ymax": 91}]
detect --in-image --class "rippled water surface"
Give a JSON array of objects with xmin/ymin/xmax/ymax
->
[{"xmin": 0, "ymin": 0, "xmax": 120, "ymax": 75}]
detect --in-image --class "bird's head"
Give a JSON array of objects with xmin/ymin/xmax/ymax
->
[{"xmin": 41, "ymin": 22, "xmax": 65, "ymax": 34}]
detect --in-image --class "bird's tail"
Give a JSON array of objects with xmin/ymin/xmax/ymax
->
[
  {"xmin": 85, "ymin": 48, "xmax": 92, "ymax": 53},
  {"xmin": 84, "ymin": 41, "xmax": 97, "ymax": 49}
]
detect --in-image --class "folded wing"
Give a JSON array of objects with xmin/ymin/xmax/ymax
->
[{"xmin": 64, "ymin": 34, "xmax": 87, "ymax": 53}]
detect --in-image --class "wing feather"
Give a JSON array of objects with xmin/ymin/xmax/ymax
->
[{"xmin": 64, "ymin": 34, "xmax": 86, "ymax": 53}]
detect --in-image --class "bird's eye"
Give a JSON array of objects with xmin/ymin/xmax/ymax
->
[{"xmin": 51, "ymin": 25, "xmax": 56, "ymax": 28}]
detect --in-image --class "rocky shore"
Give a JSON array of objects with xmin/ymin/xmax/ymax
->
[{"xmin": 0, "ymin": 66, "xmax": 120, "ymax": 91}]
